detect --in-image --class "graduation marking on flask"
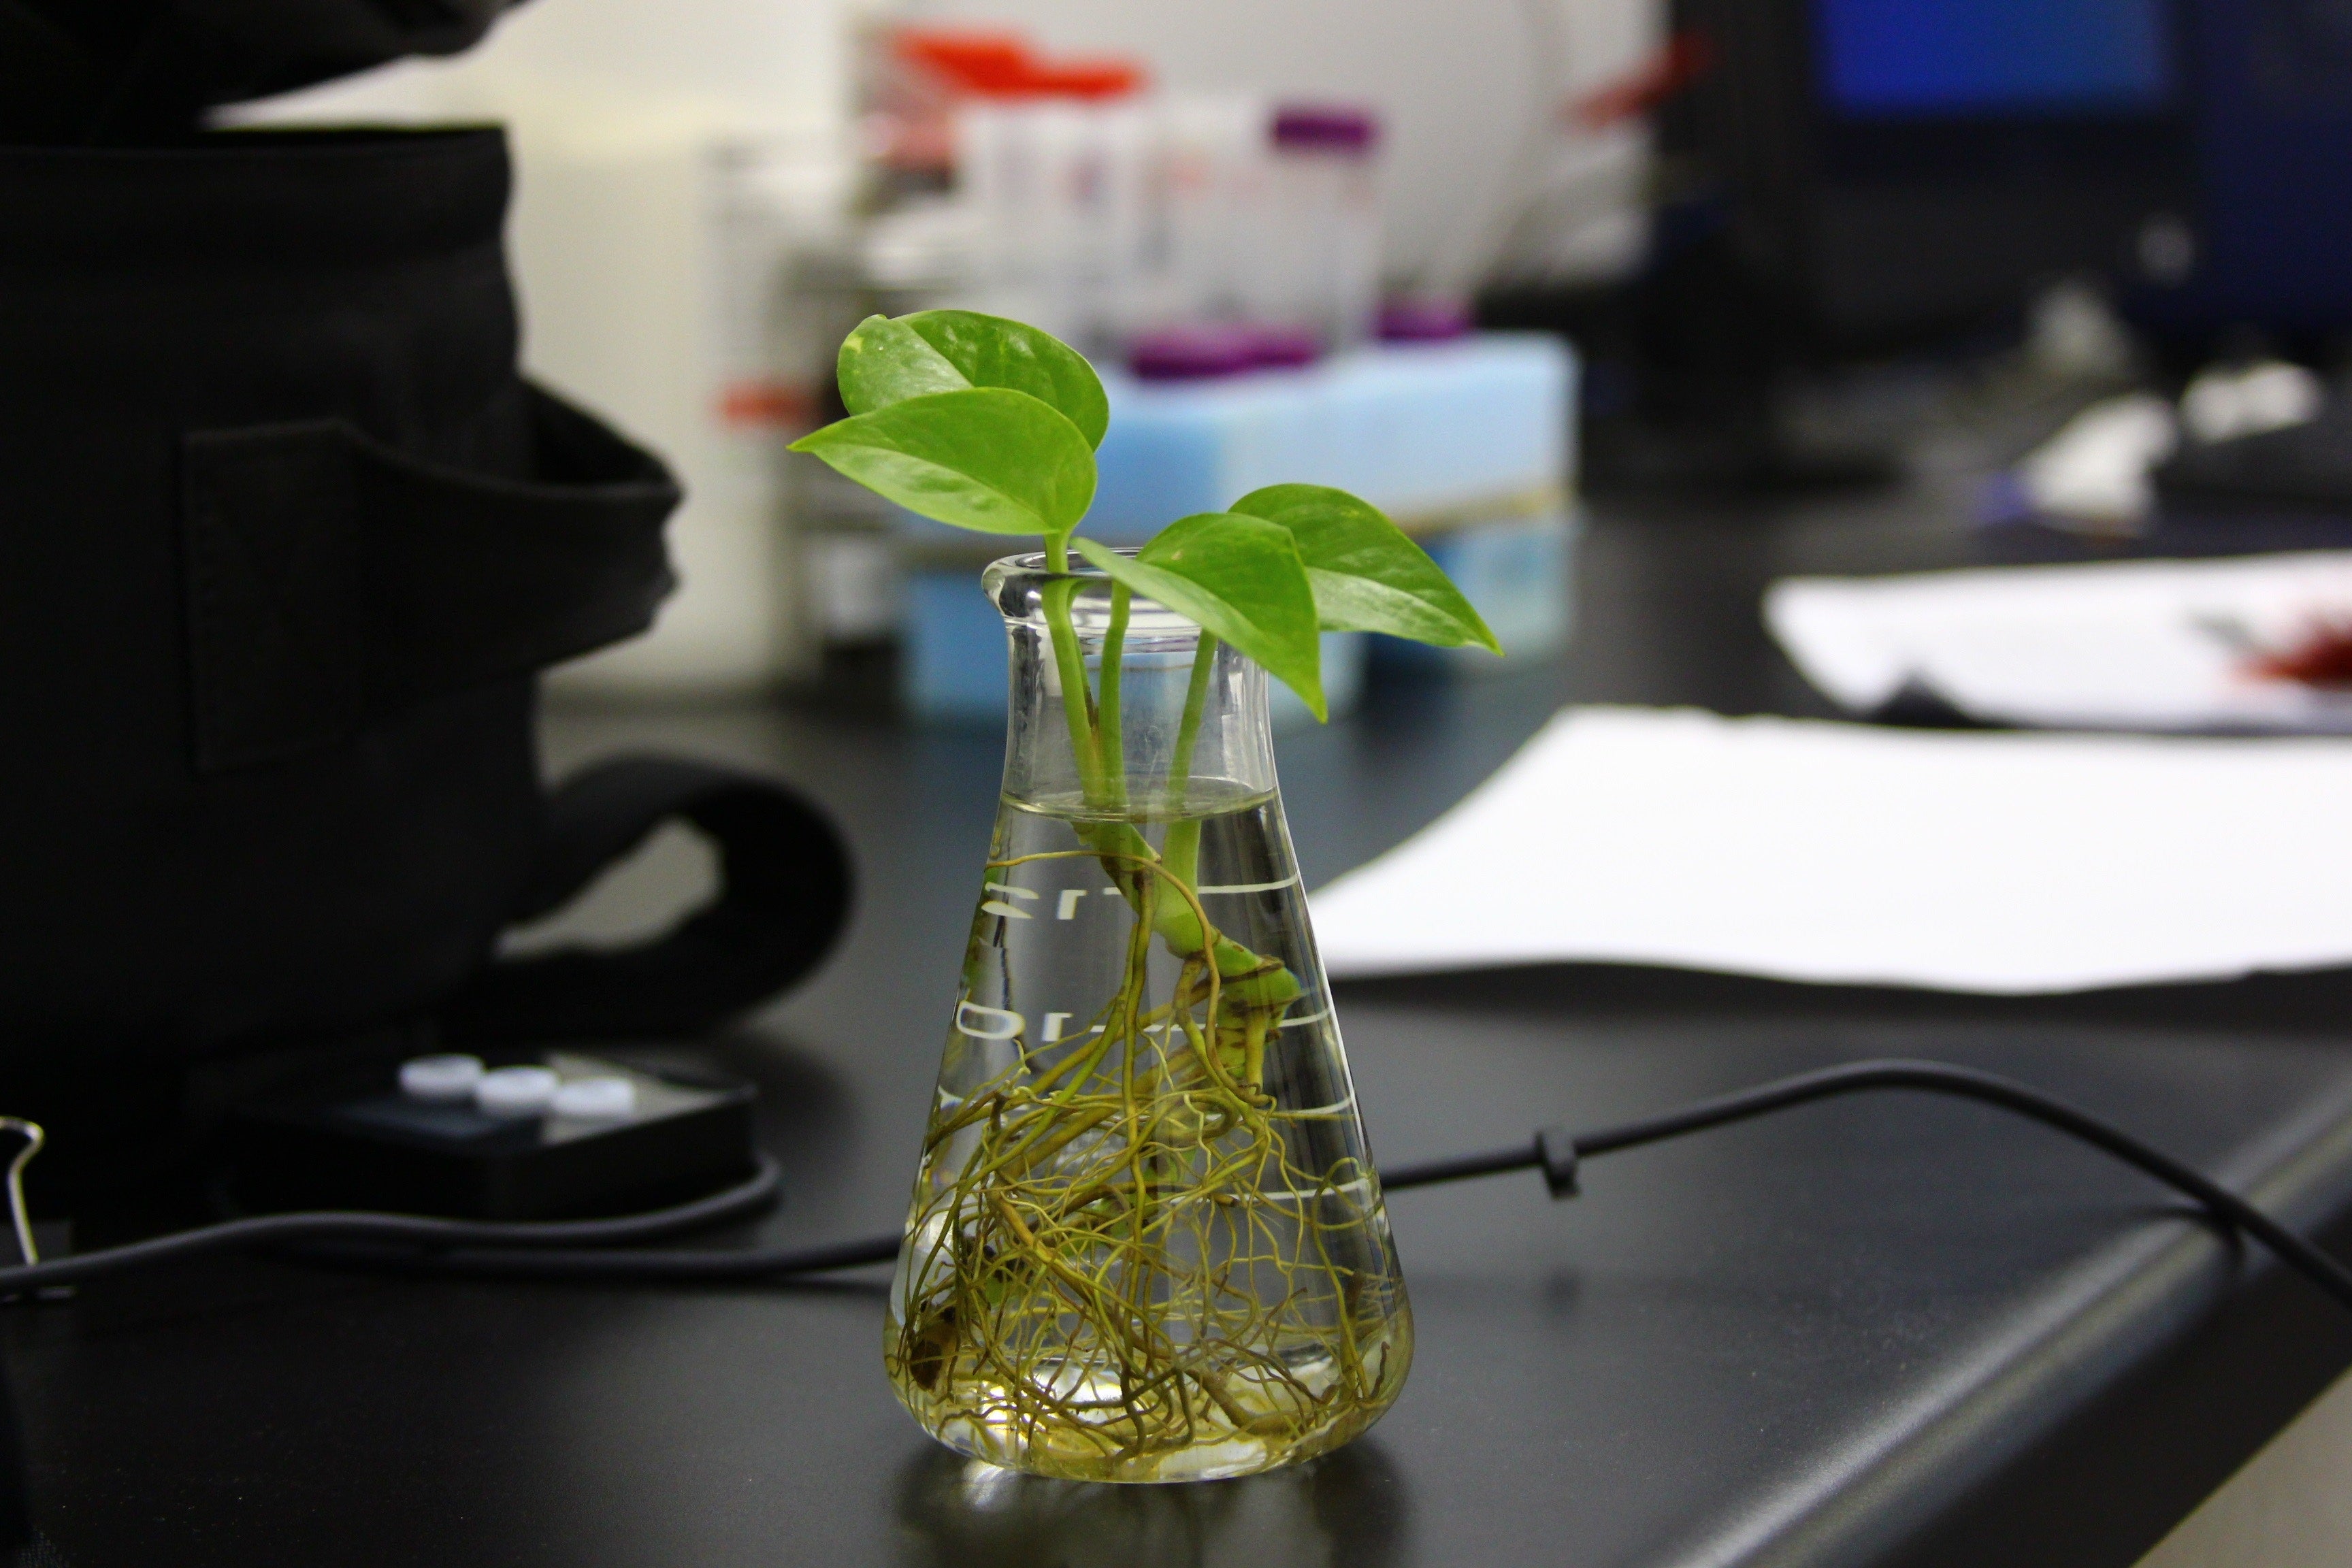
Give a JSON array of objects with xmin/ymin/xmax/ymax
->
[
  {"xmin": 981, "ymin": 882, "xmax": 1038, "ymax": 920},
  {"xmin": 956, "ymin": 1002, "xmax": 1024, "ymax": 1040},
  {"xmin": 1196, "ymin": 873, "xmax": 1303, "ymax": 896}
]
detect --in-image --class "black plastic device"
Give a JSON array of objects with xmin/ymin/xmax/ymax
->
[
  {"xmin": 225, "ymin": 1051, "xmax": 760, "ymax": 1222},
  {"xmin": 1673, "ymin": 0, "xmax": 2195, "ymax": 350}
]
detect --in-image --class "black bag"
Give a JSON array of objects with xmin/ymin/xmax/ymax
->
[
  {"xmin": 0, "ymin": 127, "xmax": 850, "ymax": 1107},
  {"xmin": 1, "ymin": 0, "xmax": 525, "ymax": 145}
]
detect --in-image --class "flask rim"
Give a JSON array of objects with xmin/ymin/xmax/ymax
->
[
  {"xmin": 982, "ymin": 546, "xmax": 1134, "ymax": 589},
  {"xmin": 984, "ymin": 549, "xmax": 1200, "ymax": 640}
]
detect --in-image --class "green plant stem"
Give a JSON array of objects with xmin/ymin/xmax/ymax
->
[
  {"xmin": 1043, "ymin": 533, "xmax": 1105, "ymax": 804},
  {"xmin": 1060, "ymin": 625, "xmax": 1290, "ymax": 997},
  {"xmin": 1096, "ymin": 583, "xmax": 1131, "ymax": 809},
  {"xmin": 1160, "ymin": 631, "xmax": 1219, "ymax": 889},
  {"xmin": 1168, "ymin": 630, "xmax": 1218, "ymax": 798},
  {"xmin": 1030, "ymin": 570, "xmax": 1294, "ymax": 1017}
]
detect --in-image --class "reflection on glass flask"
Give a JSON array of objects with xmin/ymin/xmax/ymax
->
[{"xmin": 891, "ymin": 1434, "xmax": 1410, "ymax": 1568}]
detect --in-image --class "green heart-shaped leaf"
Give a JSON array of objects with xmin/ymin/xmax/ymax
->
[
  {"xmin": 791, "ymin": 387, "xmax": 1096, "ymax": 536},
  {"xmin": 836, "ymin": 314, "xmax": 972, "ymax": 414},
  {"xmin": 1074, "ymin": 515, "xmax": 1326, "ymax": 721},
  {"xmin": 906, "ymin": 310, "xmax": 1111, "ymax": 448},
  {"xmin": 832, "ymin": 309, "xmax": 1110, "ymax": 450},
  {"xmin": 1228, "ymin": 483, "xmax": 1503, "ymax": 654}
]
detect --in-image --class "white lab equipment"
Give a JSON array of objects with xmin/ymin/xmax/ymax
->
[{"xmin": 1246, "ymin": 106, "xmax": 1384, "ymax": 352}]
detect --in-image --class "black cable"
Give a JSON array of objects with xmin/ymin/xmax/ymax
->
[
  {"xmin": 0, "ymin": 1156, "xmax": 785, "ymax": 1294},
  {"xmin": 289, "ymin": 1231, "xmax": 904, "ymax": 1283},
  {"xmin": 3, "ymin": 1060, "xmax": 2349, "ymax": 1316},
  {"xmin": 1383, "ymin": 1058, "xmax": 2352, "ymax": 1314}
]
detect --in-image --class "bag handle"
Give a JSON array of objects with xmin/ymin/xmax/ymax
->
[
  {"xmin": 436, "ymin": 756, "xmax": 854, "ymax": 1043},
  {"xmin": 180, "ymin": 382, "xmax": 679, "ymax": 773}
]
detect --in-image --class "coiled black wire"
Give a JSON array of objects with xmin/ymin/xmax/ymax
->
[{"xmin": 2, "ymin": 1060, "xmax": 2348, "ymax": 1313}]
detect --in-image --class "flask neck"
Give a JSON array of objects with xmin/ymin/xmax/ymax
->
[{"xmin": 985, "ymin": 553, "xmax": 1278, "ymax": 815}]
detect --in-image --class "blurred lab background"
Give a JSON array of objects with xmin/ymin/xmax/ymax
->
[
  {"xmin": 230, "ymin": 0, "xmax": 2352, "ymax": 737},
  {"xmin": 15, "ymin": 6, "xmax": 2352, "ymax": 1559}
]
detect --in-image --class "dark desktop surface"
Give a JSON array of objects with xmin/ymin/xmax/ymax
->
[{"xmin": 11, "ymin": 488, "xmax": 2352, "ymax": 1567}]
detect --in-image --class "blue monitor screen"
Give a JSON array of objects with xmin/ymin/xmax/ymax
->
[{"xmin": 1815, "ymin": 0, "xmax": 2174, "ymax": 116}]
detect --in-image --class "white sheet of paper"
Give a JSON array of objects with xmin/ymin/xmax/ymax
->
[
  {"xmin": 1765, "ymin": 551, "xmax": 2352, "ymax": 732},
  {"xmin": 1308, "ymin": 707, "xmax": 2352, "ymax": 994}
]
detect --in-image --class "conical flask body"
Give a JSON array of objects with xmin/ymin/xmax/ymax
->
[{"xmin": 885, "ymin": 555, "xmax": 1412, "ymax": 1482}]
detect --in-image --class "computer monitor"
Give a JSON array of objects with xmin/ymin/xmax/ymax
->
[
  {"xmin": 2128, "ymin": 0, "xmax": 2352, "ymax": 350},
  {"xmin": 1677, "ymin": 0, "xmax": 2194, "ymax": 348},
  {"xmin": 1814, "ymin": 0, "xmax": 2174, "ymax": 117}
]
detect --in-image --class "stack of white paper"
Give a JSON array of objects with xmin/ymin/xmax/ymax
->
[
  {"xmin": 1765, "ymin": 551, "xmax": 2352, "ymax": 733},
  {"xmin": 1309, "ymin": 707, "xmax": 2352, "ymax": 994}
]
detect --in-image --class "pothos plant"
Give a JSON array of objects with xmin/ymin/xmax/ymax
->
[
  {"xmin": 791, "ymin": 310, "xmax": 1499, "ymax": 1476},
  {"xmin": 793, "ymin": 308, "xmax": 1497, "ymax": 924}
]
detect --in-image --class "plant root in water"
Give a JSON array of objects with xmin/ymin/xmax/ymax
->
[{"xmin": 887, "ymin": 829, "xmax": 1410, "ymax": 1483}]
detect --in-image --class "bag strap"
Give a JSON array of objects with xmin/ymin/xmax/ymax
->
[
  {"xmin": 434, "ymin": 757, "xmax": 854, "ymax": 1043},
  {"xmin": 180, "ymin": 383, "xmax": 679, "ymax": 773}
]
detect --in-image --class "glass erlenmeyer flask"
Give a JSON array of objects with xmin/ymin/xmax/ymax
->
[{"xmin": 887, "ymin": 552, "xmax": 1413, "ymax": 1484}]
